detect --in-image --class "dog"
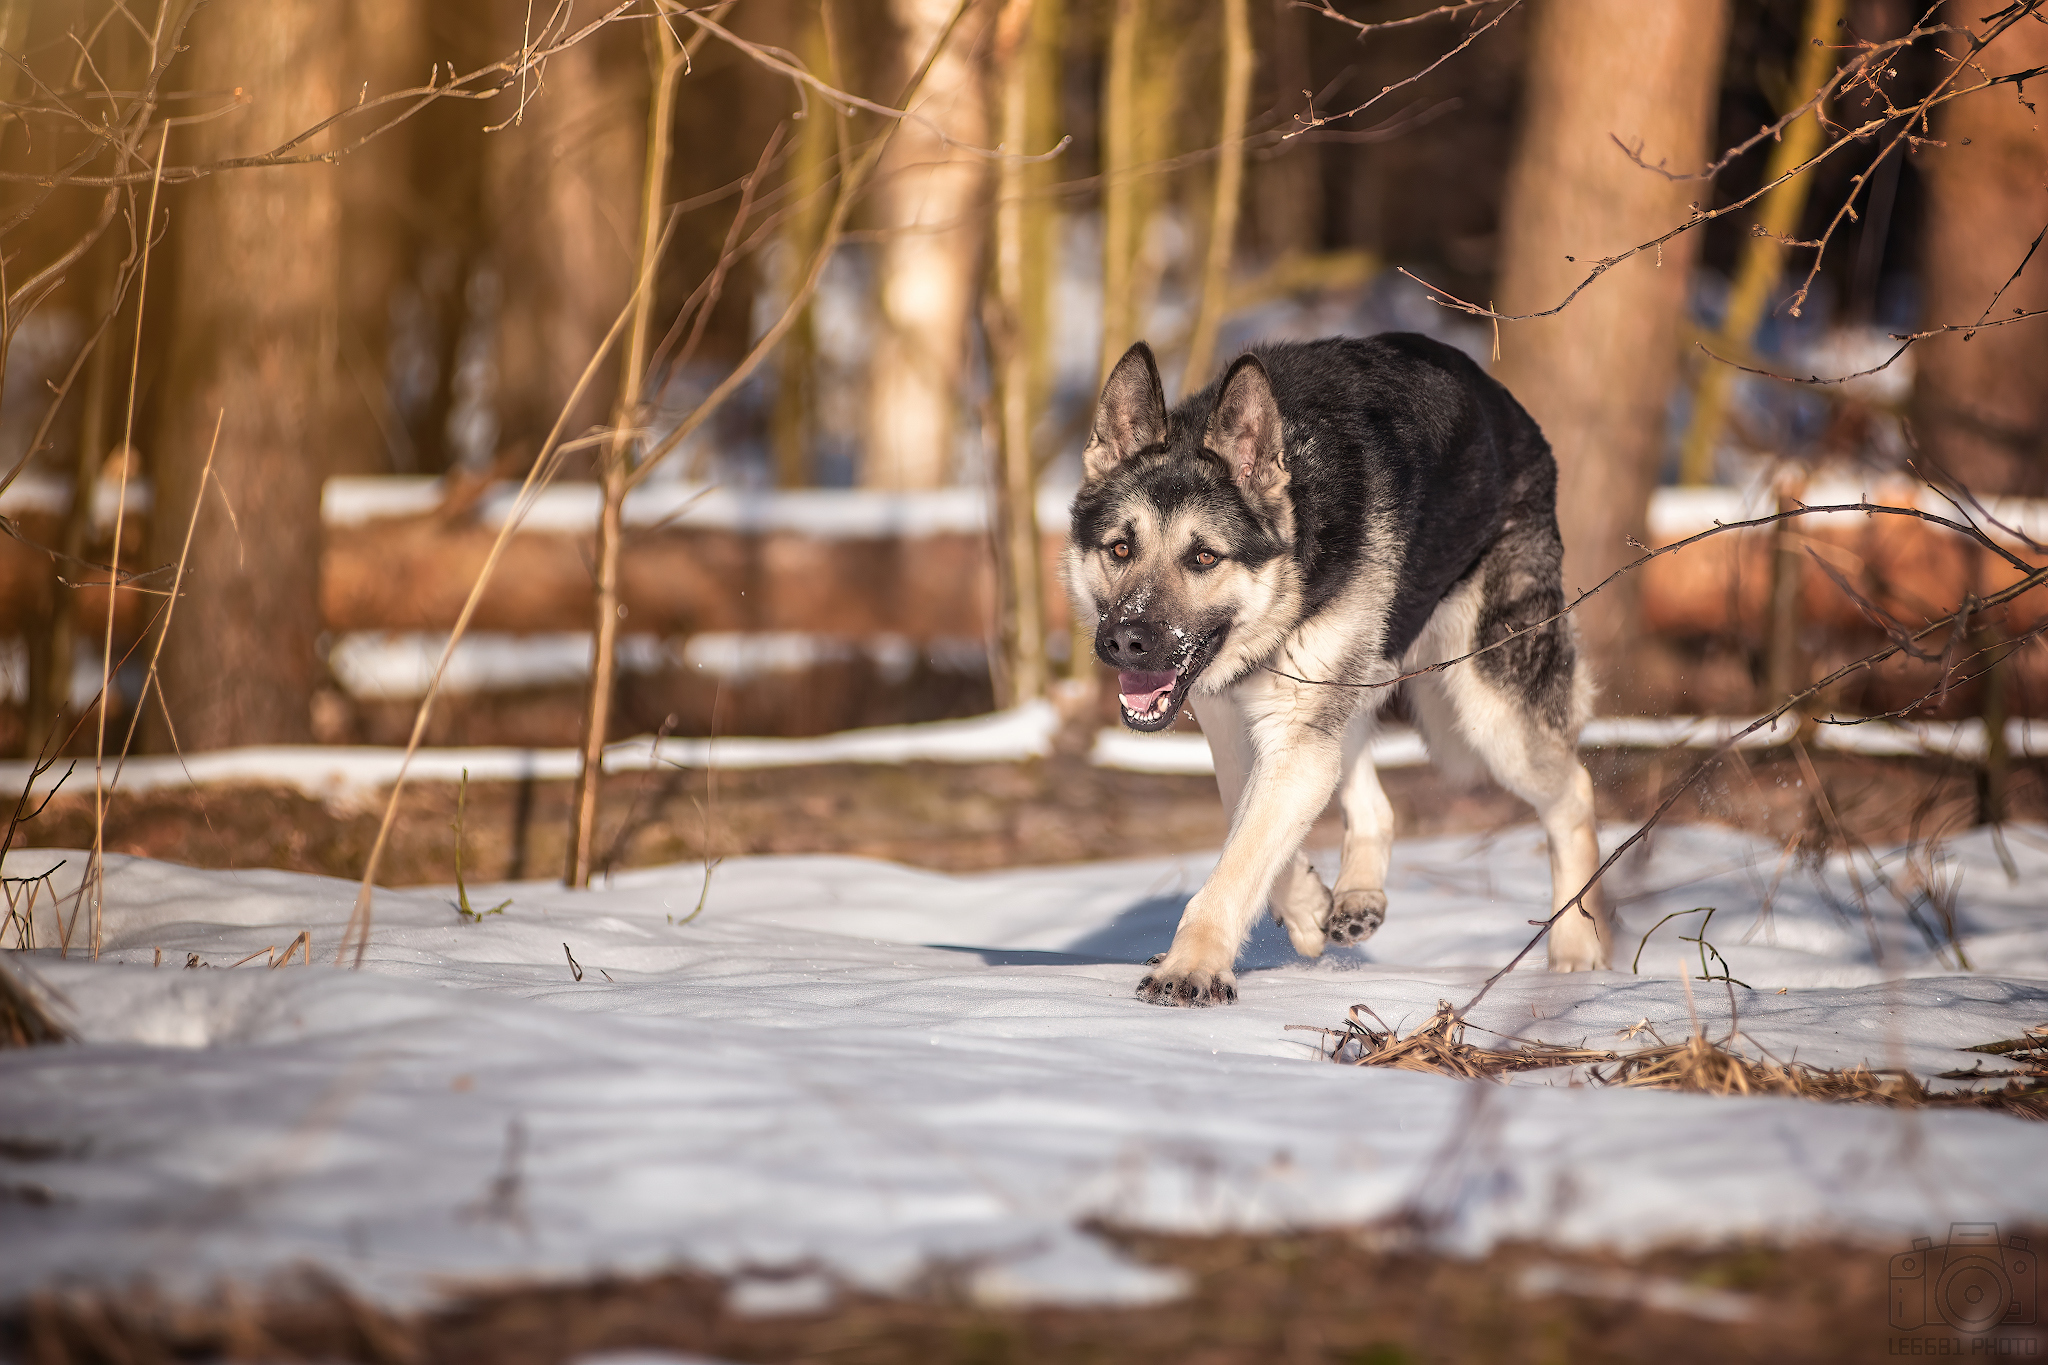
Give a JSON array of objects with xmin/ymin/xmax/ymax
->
[{"xmin": 1065, "ymin": 333, "xmax": 1614, "ymax": 1006}]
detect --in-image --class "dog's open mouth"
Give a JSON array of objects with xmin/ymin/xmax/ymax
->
[
  {"xmin": 1112, "ymin": 626, "xmax": 1226, "ymax": 732},
  {"xmin": 1117, "ymin": 669, "xmax": 1180, "ymax": 727}
]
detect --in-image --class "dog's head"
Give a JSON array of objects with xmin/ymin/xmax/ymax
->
[{"xmin": 1065, "ymin": 342, "xmax": 1303, "ymax": 731}]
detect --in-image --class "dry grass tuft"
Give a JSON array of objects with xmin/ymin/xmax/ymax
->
[
  {"xmin": 1287, "ymin": 1000, "xmax": 1614, "ymax": 1079},
  {"xmin": 1294, "ymin": 1002, "xmax": 2048, "ymax": 1119},
  {"xmin": 1601, "ymin": 1035, "xmax": 2048, "ymax": 1118}
]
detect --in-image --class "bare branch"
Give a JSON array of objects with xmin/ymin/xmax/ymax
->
[
  {"xmin": 1699, "ymin": 305, "xmax": 2048, "ymax": 387},
  {"xmin": 1294, "ymin": 0, "xmax": 1503, "ymax": 37},
  {"xmin": 1286, "ymin": 0, "xmax": 1522, "ymax": 139},
  {"xmin": 674, "ymin": 4, "xmax": 1069, "ymax": 163}
]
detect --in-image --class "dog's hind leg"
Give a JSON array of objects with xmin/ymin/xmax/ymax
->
[
  {"xmin": 1191, "ymin": 690, "xmax": 1332, "ymax": 959},
  {"xmin": 1327, "ymin": 701, "xmax": 1394, "ymax": 946},
  {"xmin": 1407, "ymin": 559, "xmax": 1613, "ymax": 971},
  {"xmin": 1470, "ymin": 705, "xmax": 1609, "ymax": 970}
]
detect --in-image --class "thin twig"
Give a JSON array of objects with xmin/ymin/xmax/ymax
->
[
  {"xmin": 87, "ymin": 122, "xmax": 166, "ymax": 962},
  {"xmin": 1286, "ymin": 0, "xmax": 1523, "ymax": 138}
]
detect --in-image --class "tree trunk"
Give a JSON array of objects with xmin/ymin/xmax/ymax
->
[
  {"xmin": 862, "ymin": 0, "xmax": 992, "ymax": 490},
  {"xmin": 987, "ymin": 0, "xmax": 1048, "ymax": 707},
  {"xmin": 1180, "ymin": 0, "xmax": 1252, "ymax": 394},
  {"xmin": 486, "ymin": 1, "xmax": 647, "ymax": 472},
  {"xmin": 1489, "ymin": 0, "xmax": 1730, "ymax": 708},
  {"xmin": 1912, "ymin": 4, "xmax": 2048, "ymax": 497},
  {"xmin": 770, "ymin": 6, "xmax": 839, "ymax": 490},
  {"xmin": 332, "ymin": 0, "xmax": 429, "ymax": 476},
  {"xmin": 1098, "ymin": 0, "xmax": 1142, "ymax": 388},
  {"xmin": 148, "ymin": 0, "xmax": 349, "ymax": 750},
  {"xmin": 23, "ymin": 270, "xmax": 117, "ymax": 759},
  {"xmin": 1244, "ymin": 0, "xmax": 1321, "ymax": 265}
]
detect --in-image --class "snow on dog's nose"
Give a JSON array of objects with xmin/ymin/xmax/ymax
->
[{"xmin": 1117, "ymin": 670, "xmax": 1176, "ymax": 718}]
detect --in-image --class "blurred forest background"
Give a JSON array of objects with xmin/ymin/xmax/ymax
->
[{"xmin": 1, "ymin": 0, "xmax": 2045, "ymax": 772}]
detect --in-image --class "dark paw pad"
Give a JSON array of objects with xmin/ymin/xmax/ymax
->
[
  {"xmin": 1135, "ymin": 969, "xmax": 1238, "ymax": 1007},
  {"xmin": 1325, "ymin": 889, "xmax": 1388, "ymax": 945}
]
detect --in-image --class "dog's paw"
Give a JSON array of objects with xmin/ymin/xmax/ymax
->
[
  {"xmin": 1545, "ymin": 941, "xmax": 1611, "ymax": 972},
  {"xmin": 1324, "ymin": 889, "xmax": 1387, "ymax": 946},
  {"xmin": 1271, "ymin": 875, "xmax": 1332, "ymax": 959},
  {"xmin": 1136, "ymin": 966, "xmax": 1238, "ymax": 1007}
]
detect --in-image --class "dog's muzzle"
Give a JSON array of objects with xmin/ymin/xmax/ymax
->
[
  {"xmin": 1098, "ymin": 620, "xmax": 1175, "ymax": 728},
  {"xmin": 1098, "ymin": 620, "xmax": 1227, "ymax": 731}
]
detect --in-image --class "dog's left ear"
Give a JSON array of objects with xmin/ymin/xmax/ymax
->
[{"xmin": 1204, "ymin": 354, "xmax": 1286, "ymax": 502}]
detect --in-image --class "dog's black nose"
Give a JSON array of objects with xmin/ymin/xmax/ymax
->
[{"xmin": 1096, "ymin": 621, "xmax": 1159, "ymax": 667}]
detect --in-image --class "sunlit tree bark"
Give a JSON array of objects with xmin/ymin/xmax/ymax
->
[
  {"xmin": 1490, "ymin": 0, "xmax": 1731, "ymax": 705},
  {"xmin": 148, "ymin": 0, "xmax": 349, "ymax": 749},
  {"xmin": 861, "ymin": 0, "xmax": 992, "ymax": 490}
]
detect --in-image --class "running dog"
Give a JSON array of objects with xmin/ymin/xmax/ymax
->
[{"xmin": 1065, "ymin": 334, "xmax": 1613, "ymax": 1006}]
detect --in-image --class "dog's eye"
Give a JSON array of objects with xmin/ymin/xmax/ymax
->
[
  {"xmin": 1111, "ymin": 541, "xmax": 1130, "ymax": 559},
  {"xmin": 1193, "ymin": 550, "xmax": 1217, "ymax": 567}
]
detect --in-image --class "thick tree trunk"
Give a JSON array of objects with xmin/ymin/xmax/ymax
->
[
  {"xmin": 1912, "ymin": 5, "xmax": 2048, "ymax": 497},
  {"xmin": 1489, "ymin": 0, "xmax": 1730, "ymax": 707},
  {"xmin": 862, "ymin": 0, "xmax": 992, "ymax": 490},
  {"xmin": 486, "ymin": 2, "xmax": 646, "ymax": 471},
  {"xmin": 1244, "ymin": 0, "xmax": 1320, "ymax": 265},
  {"xmin": 147, "ymin": 0, "xmax": 348, "ymax": 750}
]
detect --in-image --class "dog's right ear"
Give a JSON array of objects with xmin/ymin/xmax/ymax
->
[{"xmin": 1082, "ymin": 342, "xmax": 1167, "ymax": 484}]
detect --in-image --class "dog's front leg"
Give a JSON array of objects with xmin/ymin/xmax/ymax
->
[
  {"xmin": 1138, "ymin": 714, "xmax": 1344, "ymax": 1006},
  {"xmin": 1190, "ymin": 691, "xmax": 1332, "ymax": 958}
]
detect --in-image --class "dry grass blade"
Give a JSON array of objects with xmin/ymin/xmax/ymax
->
[
  {"xmin": 0, "ymin": 956, "xmax": 71, "ymax": 1047},
  {"xmin": 1955, "ymin": 1025, "xmax": 2048, "ymax": 1074},
  {"xmin": 87, "ymin": 125, "xmax": 171, "ymax": 962}
]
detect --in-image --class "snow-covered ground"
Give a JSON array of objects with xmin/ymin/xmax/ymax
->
[{"xmin": 4, "ymin": 822, "xmax": 2046, "ymax": 1314}]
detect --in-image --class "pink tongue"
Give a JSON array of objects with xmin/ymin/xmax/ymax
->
[{"xmin": 1118, "ymin": 669, "xmax": 1177, "ymax": 714}]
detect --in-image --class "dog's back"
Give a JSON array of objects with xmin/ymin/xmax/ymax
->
[{"xmin": 1175, "ymin": 332, "xmax": 1556, "ymax": 666}]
